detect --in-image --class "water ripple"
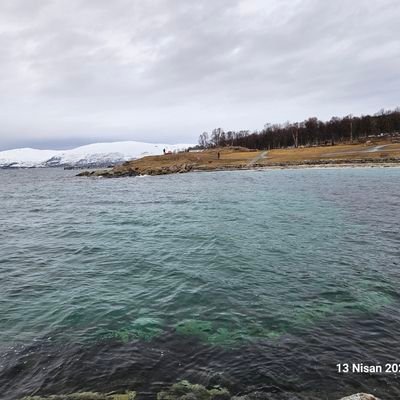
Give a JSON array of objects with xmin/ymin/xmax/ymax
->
[{"xmin": 0, "ymin": 168, "xmax": 400, "ymax": 399}]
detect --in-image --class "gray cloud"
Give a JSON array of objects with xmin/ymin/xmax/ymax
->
[{"xmin": 0, "ymin": 0, "xmax": 399, "ymax": 149}]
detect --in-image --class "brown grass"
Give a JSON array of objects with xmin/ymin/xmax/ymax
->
[
  {"xmin": 113, "ymin": 147, "xmax": 261, "ymax": 173},
  {"xmin": 109, "ymin": 140, "xmax": 400, "ymax": 176},
  {"xmin": 262, "ymin": 141, "xmax": 400, "ymax": 164}
]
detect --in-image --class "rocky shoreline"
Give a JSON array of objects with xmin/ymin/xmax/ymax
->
[{"xmin": 19, "ymin": 381, "xmax": 380, "ymax": 400}]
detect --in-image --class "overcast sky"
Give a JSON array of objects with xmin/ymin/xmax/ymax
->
[{"xmin": 0, "ymin": 0, "xmax": 399, "ymax": 150}]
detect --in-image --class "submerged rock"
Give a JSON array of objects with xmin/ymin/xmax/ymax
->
[
  {"xmin": 18, "ymin": 385, "xmax": 381, "ymax": 400},
  {"xmin": 232, "ymin": 394, "xmax": 299, "ymax": 400},
  {"xmin": 338, "ymin": 394, "xmax": 380, "ymax": 400},
  {"xmin": 157, "ymin": 380, "xmax": 230, "ymax": 400}
]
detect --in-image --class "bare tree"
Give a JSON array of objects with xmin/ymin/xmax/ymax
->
[
  {"xmin": 198, "ymin": 132, "xmax": 209, "ymax": 148},
  {"xmin": 291, "ymin": 123, "xmax": 299, "ymax": 148}
]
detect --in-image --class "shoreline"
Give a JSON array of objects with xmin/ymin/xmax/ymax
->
[
  {"xmin": 194, "ymin": 161, "xmax": 400, "ymax": 172},
  {"xmin": 77, "ymin": 160, "xmax": 400, "ymax": 178},
  {"xmin": 75, "ymin": 143, "xmax": 400, "ymax": 178}
]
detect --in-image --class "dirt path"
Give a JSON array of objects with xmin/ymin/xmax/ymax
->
[
  {"xmin": 365, "ymin": 144, "xmax": 388, "ymax": 152},
  {"xmin": 246, "ymin": 151, "xmax": 268, "ymax": 167},
  {"xmin": 325, "ymin": 144, "xmax": 391, "ymax": 157}
]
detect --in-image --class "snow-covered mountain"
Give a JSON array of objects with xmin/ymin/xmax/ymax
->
[{"xmin": 0, "ymin": 141, "xmax": 194, "ymax": 168}]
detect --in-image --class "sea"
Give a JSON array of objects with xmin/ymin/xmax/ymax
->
[{"xmin": 0, "ymin": 167, "xmax": 399, "ymax": 399}]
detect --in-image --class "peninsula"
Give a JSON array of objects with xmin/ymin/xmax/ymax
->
[{"xmin": 77, "ymin": 139, "xmax": 400, "ymax": 178}]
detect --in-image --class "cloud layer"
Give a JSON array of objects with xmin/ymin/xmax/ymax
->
[{"xmin": 0, "ymin": 0, "xmax": 399, "ymax": 149}]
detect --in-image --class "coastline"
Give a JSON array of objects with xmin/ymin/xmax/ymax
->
[
  {"xmin": 75, "ymin": 142, "xmax": 400, "ymax": 178},
  {"xmin": 194, "ymin": 160, "xmax": 400, "ymax": 171},
  {"xmin": 77, "ymin": 160, "xmax": 400, "ymax": 178}
]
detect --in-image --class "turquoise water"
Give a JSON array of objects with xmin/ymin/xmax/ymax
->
[{"xmin": 1, "ymin": 167, "xmax": 400, "ymax": 399}]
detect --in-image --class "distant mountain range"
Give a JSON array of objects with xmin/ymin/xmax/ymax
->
[{"xmin": 0, "ymin": 141, "xmax": 194, "ymax": 168}]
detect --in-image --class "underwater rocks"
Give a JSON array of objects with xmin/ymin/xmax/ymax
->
[
  {"xmin": 18, "ymin": 383, "xmax": 381, "ymax": 400},
  {"xmin": 157, "ymin": 380, "xmax": 230, "ymax": 400},
  {"xmin": 230, "ymin": 393, "xmax": 380, "ymax": 400},
  {"xmin": 338, "ymin": 394, "xmax": 380, "ymax": 400}
]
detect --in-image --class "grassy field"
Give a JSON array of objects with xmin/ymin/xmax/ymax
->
[{"xmin": 261, "ymin": 140, "xmax": 400, "ymax": 164}]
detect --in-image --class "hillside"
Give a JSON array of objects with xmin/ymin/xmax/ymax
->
[{"xmin": 0, "ymin": 141, "xmax": 193, "ymax": 168}]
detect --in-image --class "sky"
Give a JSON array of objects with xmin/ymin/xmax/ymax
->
[{"xmin": 0, "ymin": 0, "xmax": 399, "ymax": 150}]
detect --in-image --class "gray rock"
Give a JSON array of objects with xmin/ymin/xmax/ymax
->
[{"xmin": 339, "ymin": 394, "xmax": 380, "ymax": 400}]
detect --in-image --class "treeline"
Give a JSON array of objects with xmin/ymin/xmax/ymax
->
[{"xmin": 198, "ymin": 108, "xmax": 400, "ymax": 150}]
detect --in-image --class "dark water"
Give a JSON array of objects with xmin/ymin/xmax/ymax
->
[{"xmin": 0, "ymin": 167, "xmax": 400, "ymax": 399}]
